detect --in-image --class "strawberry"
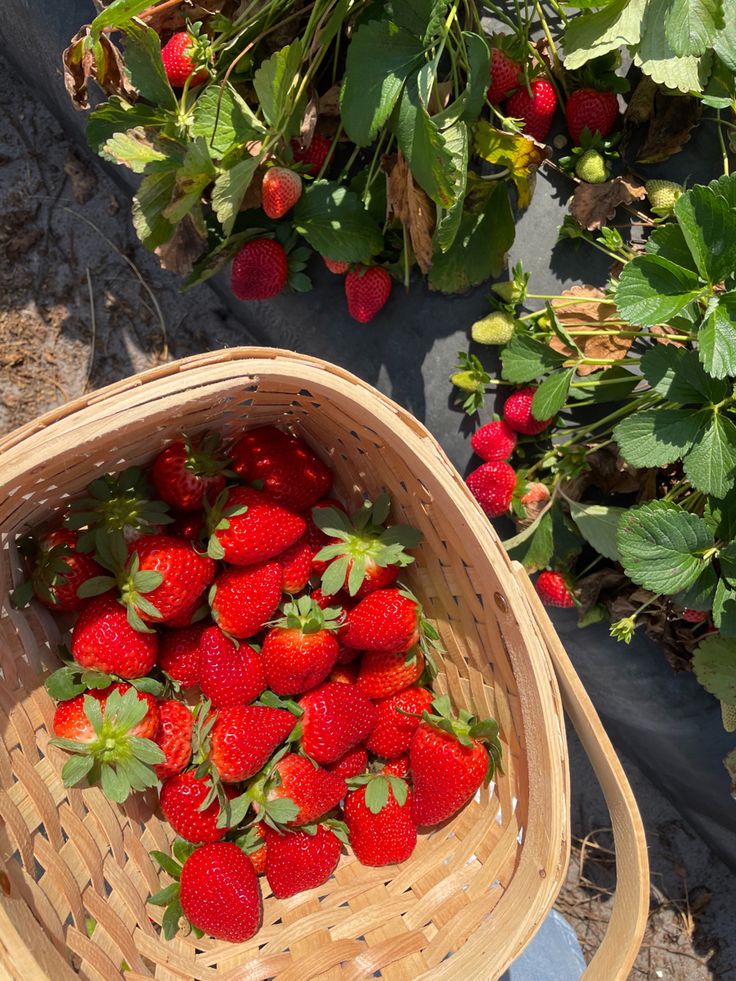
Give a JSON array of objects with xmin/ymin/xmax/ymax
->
[
  {"xmin": 382, "ymin": 755, "xmax": 410, "ymax": 779},
  {"xmin": 278, "ymin": 534, "xmax": 314, "ymax": 593},
  {"xmin": 345, "ymin": 266, "xmax": 392, "ymax": 323},
  {"xmin": 343, "ymin": 775, "xmax": 416, "ymax": 866},
  {"xmin": 176, "ymin": 842, "xmax": 261, "ymax": 942},
  {"xmin": 151, "ymin": 433, "xmax": 228, "ymax": 513},
  {"xmin": 335, "ymin": 642, "xmax": 360, "ymax": 664},
  {"xmin": 262, "ymin": 167, "xmax": 302, "ymax": 219},
  {"xmin": 206, "ymin": 486, "xmax": 305, "ymax": 566},
  {"xmin": 11, "ymin": 528, "xmax": 103, "ymax": 613},
  {"xmin": 169, "ymin": 514, "xmax": 205, "ymax": 545},
  {"xmin": 209, "ymin": 561, "xmax": 283, "ymax": 638},
  {"xmin": 357, "ymin": 649, "xmax": 425, "ymax": 699},
  {"xmin": 471, "ymin": 421, "xmax": 517, "ymax": 462},
  {"xmin": 329, "ymin": 660, "xmax": 359, "ymax": 685},
  {"xmin": 409, "ymin": 695, "xmax": 502, "ymax": 827},
  {"xmin": 71, "ymin": 594, "xmax": 158, "ymax": 677},
  {"xmin": 262, "ymin": 596, "xmax": 341, "ymax": 695},
  {"xmin": 682, "ymin": 608, "xmax": 708, "ymax": 623},
  {"xmin": 159, "ymin": 770, "xmax": 236, "ymax": 843},
  {"xmin": 565, "ymin": 88, "xmax": 619, "ymax": 145},
  {"xmin": 506, "ymin": 78, "xmax": 557, "ymax": 142},
  {"xmin": 154, "ymin": 700, "xmax": 193, "ymax": 780},
  {"xmin": 51, "ymin": 684, "xmax": 162, "ymax": 802},
  {"xmin": 264, "ymin": 822, "xmax": 343, "ymax": 899},
  {"xmin": 198, "ymin": 626, "xmax": 265, "ymax": 708},
  {"xmin": 299, "ymin": 682, "xmax": 378, "ymax": 765},
  {"xmin": 258, "ymin": 753, "xmax": 346, "ymax": 827},
  {"xmin": 487, "ymin": 47, "xmax": 521, "ymax": 104},
  {"xmin": 207, "ymin": 705, "xmax": 296, "ymax": 782},
  {"xmin": 311, "ymin": 495, "xmax": 421, "ymax": 600},
  {"xmin": 520, "ymin": 481, "xmax": 550, "ymax": 508},
  {"xmin": 161, "ymin": 31, "xmax": 209, "ymax": 88},
  {"xmin": 310, "ymin": 586, "xmax": 351, "ymax": 611},
  {"xmin": 159, "ymin": 625, "xmax": 204, "ymax": 688},
  {"xmin": 326, "ymin": 746, "xmax": 368, "ymax": 780},
  {"xmin": 575, "ymin": 148, "xmax": 609, "ymax": 184},
  {"xmin": 323, "ymin": 256, "xmax": 350, "ymax": 274},
  {"xmin": 366, "ymin": 686, "xmax": 433, "ymax": 759},
  {"xmin": 466, "ymin": 461, "xmax": 517, "ymax": 517},
  {"xmin": 471, "ymin": 310, "xmax": 516, "ymax": 345},
  {"xmin": 535, "ymin": 571, "xmax": 575, "ymax": 608},
  {"xmin": 291, "ymin": 134, "xmax": 332, "ymax": 175},
  {"xmin": 230, "ymin": 238, "xmax": 288, "ymax": 300},
  {"xmin": 230, "ymin": 426, "xmax": 333, "ymax": 512},
  {"xmin": 163, "ymin": 591, "xmax": 208, "ymax": 628},
  {"xmin": 503, "ymin": 386, "xmax": 553, "ymax": 435},
  {"xmin": 237, "ymin": 824, "xmax": 267, "ymax": 875},
  {"xmin": 646, "ymin": 179, "xmax": 683, "ymax": 217},
  {"xmin": 340, "ymin": 587, "xmax": 429, "ymax": 654}
]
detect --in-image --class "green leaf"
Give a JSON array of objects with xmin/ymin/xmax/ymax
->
[
  {"xmin": 212, "ymin": 156, "xmax": 262, "ymax": 236},
  {"xmin": 683, "ymin": 411, "xmax": 736, "ymax": 498},
  {"xmin": 129, "ymin": 737, "xmax": 166, "ymax": 765},
  {"xmin": 698, "ymin": 293, "xmax": 736, "ymax": 380},
  {"xmin": 151, "ymin": 850, "xmax": 182, "ymax": 880},
  {"xmin": 45, "ymin": 666, "xmax": 86, "ymax": 701},
  {"xmin": 161, "ymin": 895, "xmax": 183, "ymax": 940},
  {"xmin": 132, "ymin": 171, "xmax": 176, "ymax": 250},
  {"xmin": 563, "ymin": 0, "xmax": 644, "ymax": 70},
  {"xmin": 665, "ymin": 0, "xmax": 723, "ymax": 57},
  {"xmin": 263, "ymin": 797, "xmax": 300, "ymax": 823},
  {"xmin": 641, "ymin": 344, "xmax": 728, "ymax": 404},
  {"xmin": 253, "ymin": 41, "xmax": 303, "ymax": 128},
  {"xmin": 713, "ymin": 2, "xmax": 736, "ymax": 69},
  {"xmin": 123, "ymin": 22, "xmax": 177, "ymax": 110},
  {"xmin": 568, "ymin": 502, "xmax": 626, "ymax": 562},
  {"xmin": 501, "ymin": 335, "xmax": 568, "ymax": 384},
  {"xmin": 395, "ymin": 76, "xmax": 459, "ymax": 208},
  {"xmin": 433, "ymin": 123, "xmax": 468, "ymax": 253},
  {"xmin": 614, "ymin": 409, "xmax": 705, "ymax": 468},
  {"xmin": 340, "ymin": 20, "xmax": 423, "ymax": 146},
  {"xmin": 148, "ymin": 882, "xmax": 180, "ymax": 907},
  {"xmin": 90, "ymin": 0, "xmax": 152, "ymax": 38},
  {"xmin": 321, "ymin": 555, "xmax": 350, "ymax": 596},
  {"xmin": 87, "ymin": 97, "xmax": 169, "ymax": 155},
  {"xmin": 719, "ymin": 541, "xmax": 736, "ymax": 586},
  {"xmin": 713, "ymin": 579, "xmax": 736, "ymax": 635},
  {"xmin": 100, "ymin": 764, "xmax": 131, "ymax": 803},
  {"xmin": 473, "ymin": 121, "xmax": 548, "ymax": 210},
  {"xmin": 617, "ymin": 501, "xmax": 714, "ymax": 594},
  {"xmin": 77, "ymin": 576, "xmax": 116, "ymax": 598},
  {"xmin": 506, "ymin": 510, "xmax": 554, "ymax": 573},
  {"xmin": 60, "ymin": 754, "xmax": 95, "ymax": 787},
  {"xmin": 674, "ymin": 183, "xmax": 736, "ymax": 285},
  {"xmin": 531, "ymin": 369, "xmax": 573, "ymax": 420},
  {"xmin": 191, "ymin": 83, "xmax": 265, "ymax": 156},
  {"xmin": 81, "ymin": 670, "xmax": 114, "ymax": 690},
  {"xmin": 460, "ymin": 32, "xmax": 491, "ymax": 122},
  {"xmin": 364, "ymin": 777, "xmax": 390, "ymax": 814},
  {"xmin": 673, "ymin": 564, "xmax": 718, "ymax": 611},
  {"xmin": 163, "ymin": 140, "xmax": 217, "ymax": 225},
  {"xmin": 634, "ymin": 0, "xmax": 710, "ymax": 92},
  {"xmin": 645, "ymin": 221, "xmax": 700, "ymax": 272},
  {"xmin": 99, "ymin": 130, "xmax": 170, "ymax": 174},
  {"xmin": 692, "ymin": 634, "xmax": 736, "ymax": 701},
  {"xmin": 292, "ymin": 181, "xmax": 383, "ymax": 262},
  {"xmin": 615, "ymin": 254, "xmax": 702, "ymax": 327}
]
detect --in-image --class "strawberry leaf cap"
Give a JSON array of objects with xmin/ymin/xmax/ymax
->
[
  {"xmin": 347, "ymin": 773, "xmax": 408, "ymax": 813},
  {"xmin": 204, "ymin": 488, "xmax": 249, "ymax": 560},
  {"xmin": 149, "ymin": 844, "xmax": 204, "ymax": 941},
  {"xmin": 396, "ymin": 584, "xmax": 444, "ymax": 674},
  {"xmin": 181, "ymin": 431, "xmax": 232, "ymax": 478},
  {"xmin": 271, "ymin": 594, "xmax": 344, "ymax": 634},
  {"xmin": 11, "ymin": 533, "xmax": 75, "ymax": 608},
  {"xmin": 421, "ymin": 694, "xmax": 503, "ymax": 781}
]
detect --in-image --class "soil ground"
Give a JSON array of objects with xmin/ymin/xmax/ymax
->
[{"xmin": 1, "ymin": 53, "xmax": 735, "ymax": 979}]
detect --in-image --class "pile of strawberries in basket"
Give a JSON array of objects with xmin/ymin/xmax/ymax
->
[{"xmin": 13, "ymin": 426, "xmax": 501, "ymax": 944}]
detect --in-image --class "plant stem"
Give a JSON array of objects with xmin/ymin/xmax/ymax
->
[{"xmin": 717, "ymin": 109, "xmax": 731, "ymax": 177}]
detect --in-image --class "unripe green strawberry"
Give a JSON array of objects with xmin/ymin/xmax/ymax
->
[
  {"xmin": 645, "ymin": 179, "xmax": 683, "ymax": 217},
  {"xmin": 721, "ymin": 701, "xmax": 736, "ymax": 733},
  {"xmin": 575, "ymin": 149, "xmax": 609, "ymax": 184},
  {"xmin": 451, "ymin": 371, "xmax": 480, "ymax": 392},
  {"xmin": 471, "ymin": 311, "xmax": 516, "ymax": 345}
]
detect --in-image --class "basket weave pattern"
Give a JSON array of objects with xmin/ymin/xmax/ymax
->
[{"xmin": 0, "ymin": 350, "xmax": 573, "ymax": 980}]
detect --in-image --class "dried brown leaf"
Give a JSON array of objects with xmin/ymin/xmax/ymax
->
[
  {"xmin": 154, "ymin": 214, "xmax": 207, "ymax": 275},
  {"xmin": 300, "ymin": 93, "xmax": 319, "ymax": 146},
  {"xmin": 586, "ymin": 444, "xmax": 643, "ymax": 495},
  {"xmin": 650, "ymin": 323, "xmax": 686, "ymax": 347},
  {"xmin": 384, "ymin": 153, "xmax": 436, "ymax": 274},
  {"xmin": 64, "ymin": 148, "xmax": 98, "ymax": 204},
  {"xmin": 143, "ymin": 0, "xmax": 234, "ymax": 35},
  {"xmin": 570, "ymin": 177, "xmax": 646, "ymax": 231},
  {"xmin": 637, "ymin": 92, "xmax": 702, "ymax": 164},
  {"xmin": 550, "ymin": 285, "xmax": 635, "ymax": 375},
  {"xmin": 63, "ymin": 26, "xmax": 135, "ymax": 111},
  {"xmin": 318, "ymin": 85, "xmax": 341, "ymax": 117},
  {"xmin": 622, "ymin": 76, "xmax": 658, "ymax": 130},
  {"xmin": 240, "ymin": 164, "xmax": 266, "ymax": 211}
]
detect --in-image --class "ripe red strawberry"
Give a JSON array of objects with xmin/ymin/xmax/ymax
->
[
  {"xmin": 383, "ymin": 755, "xmax": 410, "ymax": 779},
  {"xmin": 239, "ymin": 824, "xmax": 267, "ymax": 875},
  {"xmin": 345, "ymin": 266, "xmax": 392, "ymax": 323},
  {"xmin": 11, "ymin": 528, "xmax": 103, "ymax": 613},
  {"xmin": 209, "ymin": 562, "xmax": 283, "ymax": 638},
  {"xmin": 329, "ymin": 660, "xmax": 359, "ymax": 685},
  {"xmin": 487, "ymin": 48, "xmax": 521, "ymax": 104},
  {"xmin": 262, "ymin": 596, "xmax": 341, "ymax": 695},
  {"xmin": 357, "ymin": 649, "xmax": 425, "ymax": 699},
  {"xmin": 366, "ymin": 686, "xmax": 433, "ymax": 759},
  {"xmin": 178, "ymin": 842, "xmax": 261, "ymax": 942},
  {"xmin": 470, "ymin": 420, "xmax": 517, "ymax": 462},
  {"xmin": 323, "ymin": 256, "xmax": 350, "ymax": 274},
  {"xmin": 311, "ymin": 496, "xmax": 421, "ymax": 600},
  {"xmin": 682, "ymin": 608, "xmax": 709, "ymax": 623},
  {"xmin": 291, "ymin": 133, "xmax": 332, "ymax": 175},
  {"xmin": 230, "ymin": 238, "xmax": 288, "ymax": 300},
  {"xmin": 159, "ymin": 625, "xmax": 203, "ymax": 688},
  {"xmin": 409, "ymin": 695, "xmax": 502, "ymax": 827},
  {"xmin": 535, "ymin": 571, "xmax": 575, "ymax": 608},
  {"xmin": 264, "ymin": 823, "xmax": 343, "ymax": 899},
  {"xmin": 153, "ymin": 700, "xmax": 193, "ymax": 780},
  {"xmin": 506, "ymin": 78, "xmax": 558, "ymax": 142},
  {"xmin": 335, "ymin": 642, "xmax": 360, "ymax": 664},
  {"xmin": 71, "ymin": 594, "xmax": 158, "ymax": 677},
  {"xmin": 230, "ymin": 426, "xmax": 333, "ymax": 512},
  {"xmin": 466, "ymin": 461, "xmax": 517, "ymax": 518},
  {"xmin": 278, "ymin": 534, "xmax": 314, "ymax": 593},
  {"xmin": 161, "ymin": 31, "xmax": 209, "ymax": 88},
  {"xmin": 565, "ymin": 88, "xmax": 619, "ymax": 145},
  {"xmin": 261, "ymin": 753, "xmax": 346, "ymax": 826},
  {"xmin": 262, "ymin": 167, "xmax": 302, "ymax": 219},
  {"xmin": 299, "ymin": 682, "xmax": 378, "ymax": 765},
  {"xmin": 343, "ymin": 775, "xmax": 416, "ymax": 866},
  {"xmin": 310, "ymin": 586, "xmax": 351, "ymax": 611},
  {"xmin": 51, "ymin": 684, "xmax": 161, "ymax": 802},
  {"xmin": 159, "ymin": 770, "xmax": 236, "ymax": 843},
  {"xmin": 307, "ymin": 499, "xmax": 347, "ymax": 558},
  {"xmin": 151, "ymin": 433, "xmax": 228, "ymax": 513},
  {"xmin": 206, "ymin": 486, "xmax": 305, "ymax": 566},
  {"xmin": 199, "ymin": 626, "xmax": 265, "ymax": 708},
  {"xmin": 326, "ymin": 746, "xmax": 368, "ymax": 780},
  {"xmin": 208, "ymin": 705, "xmax": 296, "ymax": 782},
  {"xmin": 340, "ymin": 588, "xmax": 422, "ymax": 653},
  {"xmin": 503, "ymin": 386, "xmax": 553, "ymax": 435},
  {"xmin": 170, "ymin": 514, "xmax": 205, "ymax": 544},
  {"xmin": 163, "ymin": 591, "xmax": 207, "ymax": 628}
]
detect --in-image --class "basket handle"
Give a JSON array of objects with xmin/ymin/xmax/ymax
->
[{"xmin": 513, "ymin": 566, "xmax": 649, "ymax": 980}]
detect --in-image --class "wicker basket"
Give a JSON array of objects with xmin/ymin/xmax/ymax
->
[{"xmin": 0, "ymin": 349, "xmax": 648, "ymax": 981}]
